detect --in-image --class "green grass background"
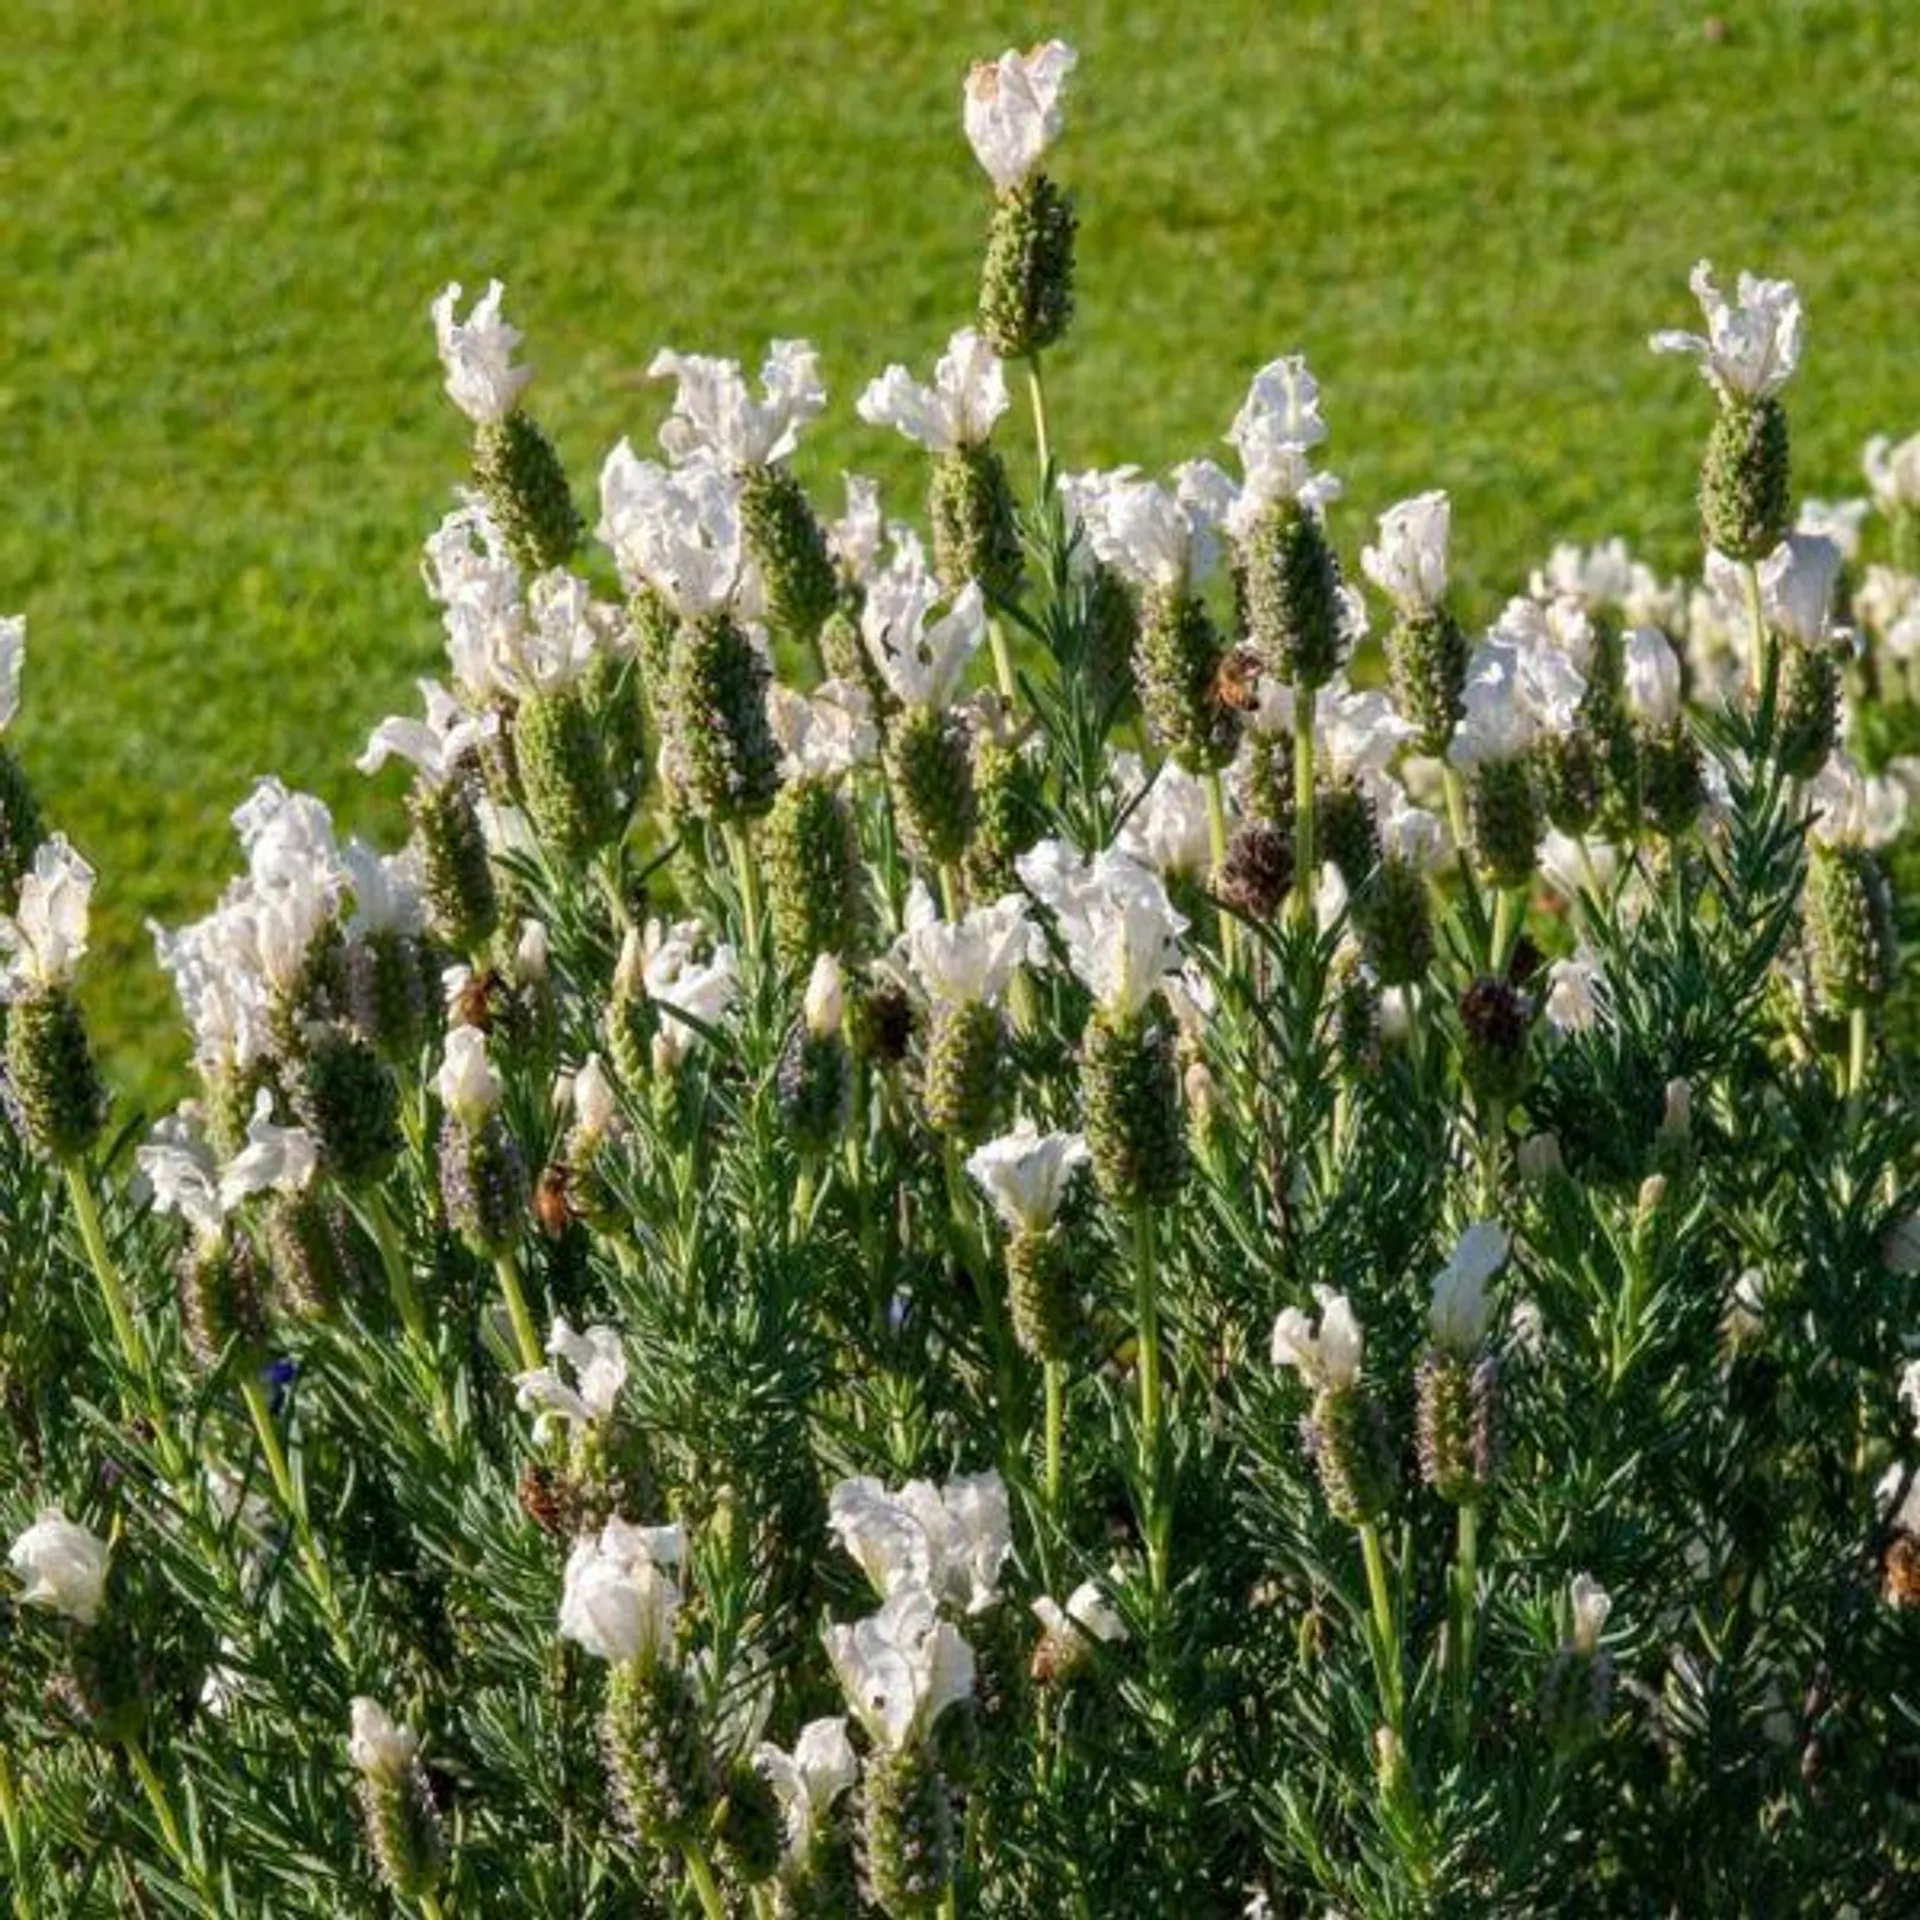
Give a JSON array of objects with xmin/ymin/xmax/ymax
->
[{"xmin": 4, "ymin": 0, "xmax": 1918, "ymax": 1104}]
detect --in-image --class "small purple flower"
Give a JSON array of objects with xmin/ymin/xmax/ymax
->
[{"xmin": 265, "ymin": 1356, "xmax": 298, "ymax": 1417}]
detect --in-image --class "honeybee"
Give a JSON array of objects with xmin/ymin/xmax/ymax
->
[
  {"xmin": 534, "ymin": 1163, "xmax": 576, "ymax": 1240},
  {"xmin": 454, "ymin": 965, "xmax": 506, "ymax": 1034},
  {"xmin": 1212, "ymin": 645, "xmax": 1265, "ymax": 713},
  {"xmin": 1884, "ymin": 1531, "xmax": 1920, "ymax": 1609}
]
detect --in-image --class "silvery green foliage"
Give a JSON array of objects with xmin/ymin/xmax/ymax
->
[{"xmin": 7, "ymin": 44, "xmax": 1920, "ymax": 1920}]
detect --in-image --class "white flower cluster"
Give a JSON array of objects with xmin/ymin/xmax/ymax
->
[
  {"xmin": 614, "ymin": 919, "xmax": 741, "ymax": 1069},
  {"xmin": 9, "ymin": 1509, "xmax": 110, "ymax": 1626},
  {"xmin": 963, "ymin": 41, "xmax": 1077, "ymax": 192},
  {"xmin": 138, "ymin": 1090, "xmax": 318, "ymax": 1245},
  {"xmin": 858, "ymin": 329, "xmax": 1008, "ymax": 456},
  {"xmin": 153, "ymin": 780, "xmax": 354, "ymax": 1081},
  {"xmin": 516, "ymin": 1315, "xmax": 629, "ymax": 1438},
  {"xmin": 895, "ymin": 883, "xmax": 1033, "ymax": 1008},
  {"xmin": 1650, "ymin": 260, "xmax": 1804, "ymax": 405},
  {"xmin": 822, "ymin": 1467, "xmax": 1011, "ymax": 1753},
  {"xmin": 0, "ymin": 835, "xmax": 95, "ymax": 993},
  {"xmin": 558, "ymin": 1517, "xmax": 686, "ymax": 1666},
  {"xmin": 1016, "ymin": 840, "xmax": 1187, "ymax": 1021},
  {"xmin": 432, "ymin": 280, "xmax": 533, "ymax": 426},
  {"xmin": 965, "ymin": 1120, "xmax": 1090, "ymax": 1234}
]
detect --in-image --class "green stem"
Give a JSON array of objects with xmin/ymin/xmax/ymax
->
[
  {"xmin": 1450, "ymin": 1501, "xmax": 1480, "ymax": 1749},
  {"xmin": 0, "ymin": 1749, "xmax": 26, "ymax": 1914},
  {"xmin": 1044, "ymin": 1360, "xmax": 1065, "ymax": 1510},
  {"xmin": 681, "ymin": 1840, "xmax": 729, "ymax": 1920},
  {"xmin": 988, "ymin": 615, "xmax": 1018, "ymax": 708},
  {"xmin": 1357, "ymin": 1521, "xmax": 1403, "ymax": 1736},
  {"xmin": 368, "ymin": 1191, "xmax": 428, "ymax": 1346},
  {"xmin": 946, "ymin": 1146, "xmax": 1018, "ymax": 1461},
  {"xmin": 1440, "ymin": 762, "xmax": 1471, "ymax": 856},
  {"xmin": 124, "ymin": 1737, "xmax": 215, "ymax": 1913},
  {"xmin": 1292, "ymin": 710, "xmax": 1318, "ymax": 926},
  {"xmin": 64, "ymin": 1164, "xmax": 192, "ymax": 1483},
  {"xmin": 1132, "ymin": 1204, "xmax": 1169, "ymax": 1598},
  {"xmin": 939, "ymin": 863, "xmax": 964, "ymax": 921},
  {"xmin": 1490, "ymin": 886, "xmax": 1523, "ymax": 977},
  {"xmin": 63, "ymin": 1164, "xmax": 148, "ymax": 1382},
  {"xmin": 494, "ymin": 1245, "xmax": 546, "ymax": 1375},
  {"xmin": 239, "ymin": 1373, "xmax": 353, "ymax": 1662},
  {"xmin": 1847, "ymin": 1006, "xmax": 1870, "ymax": 1113},
  {"xmin": 724, "ymin": 821, "xmax": 763, "ymax": 959},
  {"xmin": 1480, "ymin": 1097, "xmax": 1508, "ymax": 1212},
  {"xmin": 1204, "ymin": 768, "xmax": 1237, "ymax": 967},
  {"xmin": 791, "ymin": 1158, "xmax": 818, "ymax": 1241},
  {"xmin": 1026, "ymin": 352, "xmax": 1052, "ymax": 479},
  {"xmin": 418, "ymin": 1896, "xmax": 447, "ymax": 1920},
  {"xmin": 366, "ymin": 1192, "xmax": 454, "ymax": 1440},
  {"xmin": 1741, "ymin": 560, "xmax": 1776, "ymax": 708}
]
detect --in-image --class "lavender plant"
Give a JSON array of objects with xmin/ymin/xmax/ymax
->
[{"xmin": 4, "ymin": 37, "xmax": 1920, "ymax": 1919}]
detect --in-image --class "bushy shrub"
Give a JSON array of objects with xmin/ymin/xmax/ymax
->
[{"xmin": 4, "ymin": 37, "xmax": 1919, "ymax": 1920}]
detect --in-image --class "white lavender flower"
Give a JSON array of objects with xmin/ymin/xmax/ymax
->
[
  {"xmin": 1855, "ymin": 567, "xmax": 1920, "ymax": 661},
  {"xmin": 1428, "ymin": 1222, "xmax": 1509, "ymax": 1355},
  {"xmin": 1447, "ymin": 633, "xmax": 1586, "ymax": 770},
  {"xmin": 1015, "ymin": 840, "xmax": 1187, "ymax": 1020},
  {"xmin": 965, "ymin": 1121, "xmax": 1091, "ymax": 1234},
  {"xmin": 963, "ymin": 40, "xmax": 1077, "ymax": 192},
  {"xmin": 137, "ymin": 1113, "xmax": 226, "ymax": 1244},
  {"xmin": 219, "ymin": 1089, "xmax": 319, "ymax": 1211},
  {"xmin": 516, "ymin": 1317, "xmax": 629, "ymax": 1437},
  {"xmin": 0, "ymin": 615, "xmax": 25, "ymax": 731},
  {"xmin": 1225, "ymin": 355, "xmax": 1340, "ymax": 534},
  {"xmin": 432, "ymin": 280, "xmax": 533, "ymax": 425},
  {"xmin": 1112, "ymin": 755, "xmax": 1216, "ymax": 877},
  {"xmin": 828, "ymin": 473, "xmax": 887, "ymax": 582},
  {"xmin": 861, "ymin": 560, "xmax": 986, "ymax": 710},
  {"xmin": 435, "ymin": 1025, "xmax": 502, "ymax": 1123},
  {"xmin": 823, "ymin": 1586, "xmax": 975, "ymax": 1752},
  {"xmin": 1031, "ymin": 1580, "xmax": 1127, "ymax": 1648},
  {"xmin": 1377, "ymin": 782, "xmax": 1449, "ymax": 871},
  {"xmin": 348, "ymin": 1697, "xmax": 421, "ymax": 1780},
  {"xmin": 1568, "ymin": 1573, "xmax": 1612, "ymax": 1653},
  {"xmin": 767, "ymin": 678, "xmax": 878, "ymax": 777},
  {"xmin": 828, "ymin": 1471, "xmax": 1012, "ymax": 1617},
  {"xmin": 0, "ymin": 835, "xmax": 94, "ymax": 990},
  {"xmin": 1060, "ymin": 462, "xmax": 1235, "ymax": 594},
  {"xmin": 598, "ymin": 445, "xmax": 746, "ymax": 617},
  {"xmin": 1755, "ymin": 533, "xmax": 1847, "ymax": 649},
  {"xmin": 804, "ymin": 952, "xmax": 846, "ymax": 1038},
  {"xmin": 650, "ymin": 340, "xmax": 826, "ymax": 470},
  {"xmin": 1805, "ymin": 754, "xmax": 1908, "ymax": 849},
  {"xmin": 341, "ymin": 839, "xmax": 428, "ymax": 941},
  {"xmin": 1270, "ymin": 1287, "xmax": 1365, "ymax": 1389},
  {"xmin": 755, "ymin": 1718, "xmax": 859, "ymax": 1866},
  {"xmin": 1650, "ymin": 261, "xmax": 1804, "ymax": 404},
  {"xmin": 1545, "ymin": 952, "xmax": 1605, "ymax": 1035},
  {"xmin": 858, "ymin": 329, "xmax": 1008, "ymax": 455},
  {"xmin": 558, "ymin": 1518, "xmax": 687, "ymax": 1665},
  {"xmin": 1362, "ymin": 491, "xmax": 1450, "ymax": 611},
  {"xmin": 1864, "ymin": 431, "xmax": 1920, "ymax": 513},
  {"xmin": 895, "ymin": 886, "xmax": 1033, "ymax": 1008},
  {"xmin": 1622, "ymin": 627, "xmax": 1684, "ymax": 727},
  {"xmin": 1797, "ymin": 498, "xmax": 1871, "ymax": 562},
  {"xmin": 8, "ymin": 1509, "xmax": 109, "ymax": 1626},
  {"xmin": 633, "ymin": 923, "xmax": 741, "ymax": 1065},
  {"xmin": 570, "ymin": 1054, "xmax": 619, "ymax": 1146}
]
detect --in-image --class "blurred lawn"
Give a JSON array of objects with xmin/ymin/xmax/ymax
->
[{"xmin": 3, "ymin": 0, "xmax": 1918, "ymax": 1107}]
